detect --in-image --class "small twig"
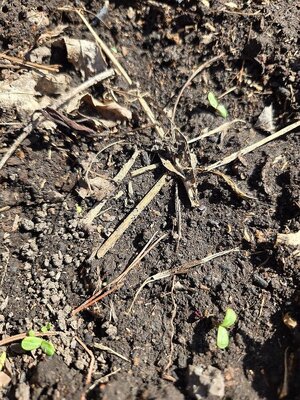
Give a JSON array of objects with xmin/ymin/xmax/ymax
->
[
  {"xmin": 113, "ymin": 146, "xmax": 140, "ymax": 184},
  {"xmin": 129, "ymin": 248, "xmax": 239, "ymax": 313},
  {"xmin": 131, "ymin": 163, "xmax": 160, "ymax": 177},
  {"xmin": 73, "ymin": 231, "xmax": 166, "ymax": 315},
  {"xmin": 94, "ymin": 343, "xmax": 129, "ymax": 362},
  {"xmin": 88, "ymin": 368, "xmax": 121, "ymax": 392},
  {"xmin": 75, "ymin": 336, "xmax": 95, "ymax": 386},
  {"xmin": 0, "ymin": 69, "xmax": 114, "ymax": 171},
  {"xmin": 0, "ymin": 331, "xmax": 59, "ymax": 346},
  {"xmin": 188, "ymin": 119, "xmax": 245, "ymax": 144},
  {"xmin": 92, "ymin": 174, "xmax": 168, "ymax": 259},
  {"xmin": 0, "ymin": 52, "xmax": 60, "ymax": 73},
  {"xmin": 204, "ymin": 120, "xmax": 300, "ymax": 172},
  {"xmin": 171, "ymin": 54, "xmax": 225, "ymax": 125}
]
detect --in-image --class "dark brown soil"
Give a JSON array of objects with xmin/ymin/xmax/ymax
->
[{"xmin": 0, "ymin": 1, "xmax": 300, "ymax": 399}]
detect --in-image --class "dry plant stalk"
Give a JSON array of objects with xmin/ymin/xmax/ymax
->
[
  {"xmin": 73, "ymin": 232, "xmax": 166, "ymax": 315},
  {"xmin": 204, "ymin": 120, "xmax": 300, "ymax": 172},
  {"xmin": 92, "ymin": 174, "xmax": 168, "ymax": 259},
  {"xmin": 0, "ymin": 52, "xmax": 60, "ymax": 72},
  {"xmin": 128, "ymin": 248, "xmax": 239, "ymax": 313}
]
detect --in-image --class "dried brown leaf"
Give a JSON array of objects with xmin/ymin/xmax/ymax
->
[{"xmin": 81, "ymin": 93, "xmax": 132, "ymax": 122}]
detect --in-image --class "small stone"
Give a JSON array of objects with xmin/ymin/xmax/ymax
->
[
  {"xmin": 21, "ymin": 219, "xmax": 35, "ymax": 231},
  {"xmin": 64, "ymin": 255, "xmax": 73, "ymax": 264},
  {"xmin": 51, "ymin": 295, "xmax": 60, "ymax": 304},
  {"xmin": 187, "ymin": 364, "xmax": 225, "ymax": 399},
  {"xmin": 52, "ymin": 254, "xmax": 63, "ymax": 268},
  {"xmin": 15, "ymin": 382, "xmax": 30, "ymax": 400}
]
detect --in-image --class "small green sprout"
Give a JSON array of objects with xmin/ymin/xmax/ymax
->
[
  {"xmin": 207, "ymin": 91, "xmax": 228, "ymax": 119},
  {"xmin": 21, "ymin": 327, "xmax": 55, "ymax": 357},
  {"xmin": 0, "ymin": 352, "xmax": 6, "ymax": 371},
  {"xmin": 216, "ymin": 308, "xmax": 237, "ymax": 349}
]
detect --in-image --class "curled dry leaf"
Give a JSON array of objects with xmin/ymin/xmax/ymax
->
[
  {"xmin": 42, "ymin": 107, "xmax": 97, "ymax": 135},
  {"xmin": 0, "ymin": 371, "xmax": 11, "ymax": 388},
  {"xmin": 54, "ymin": 37, "xmax": 106, "ymax": 79},
  {"xmin": 80, "ymin": 94, "xmax": 132, "ymax": 128}
]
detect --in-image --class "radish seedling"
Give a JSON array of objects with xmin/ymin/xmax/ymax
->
[{"xmin": 216, "ymin": 308, "xmax": 237, "ymax": 349}]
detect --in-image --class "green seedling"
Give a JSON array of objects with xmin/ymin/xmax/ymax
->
[
  {"xmin": 21, "ymin": 327, "xmax": 55, "ymax": 357},
  {"xmin": 0, "ymin": 352, "xmax": 6, "ymax": 371},
  {"xmin": 216, "ymin": 308, "xmax": 237, "ymax": 349},
  {"xmin": 207, "ymin": 91, "xmax": 228, "ymax": 119}
]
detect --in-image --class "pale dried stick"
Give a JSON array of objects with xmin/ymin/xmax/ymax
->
[
  {"xmin": 93, "ymin": 174, "xmax": 168, "ymax": 259},
  {"xmin": 204, "ymin": 120, "xmax": 300, "ymax": 172},
  {"xmin": 94, "ymin": 343, "xmax": 129, "ymax": 362},
  {"xmin": 0, "ymin": 68, "xmax": 114, "ymax": 171},
  {"xmin": 59, "ymin": 7, "xmax": 165, "ymax": 138},
  {"xmin": 73, "ymin": 231, "xmax": 166, "ymax": 315},
  {"xmin": 0, "ymin": 52, "xmax": 60, "ymax": 73},
  {"xmin": 75, "ymin": 336, "xmax": 95, "ymax": 386},
  {"xmin": 128, "ymin": 248, "xmax": 239, "ymax": 313},
  {"xmin": 188, "ymin": 119, "xmax": 245, "ymax": 144},
  {"xmin": 113, "ymin": 146, "xmax": 140, "ymax": 183},
  {"xmin": 131, "ymin": 163, "xmax": 160, "ymax": 177},
  {"xmin": 171, "ymin": 53, "xmax": 224, "ymax": 124}
]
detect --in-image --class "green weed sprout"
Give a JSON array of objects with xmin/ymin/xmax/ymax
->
[
  {"xmin": 207, "ymin": 91, "xmax": 228, "ymax": 119},
  {"xmin": 216, "ymin": 308, "xmax": 237, "ymax": 349},
  {"xmin": 21, "ymin": 324, "xmax": 55, "ymax": 356}
]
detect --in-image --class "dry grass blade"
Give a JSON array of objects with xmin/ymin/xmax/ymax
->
[
  {"xmin": 93, "ymin": 174, "xmax": 168, "ymax": 259},
  {"xmin": 207, "ymin": 169, "xmax": 256, "ymax": 201},
  {"xmin": 0, "ymin": 68, "xmax": 114, "ymax": 171},
  {"xmin": 94, "ymin": 343, "xmax": 129, "ymax": 362},
  {"xmin": 171, "ymin": 53, "xmax": 225, "ymax": 124},
  {"xmin": 128, "ymin": 248, "xmax": 239, "ymax": 313},
  {"xmin": 0, "ymin": 52, "xmax": 60, "ymax": 73},
  {"xmin": 188, "ymin": 119, "xmax": 245, "ymax": 144},
  {"xmin": 204, "ymin": 120, "xmax": 300, "ymax": 172}
]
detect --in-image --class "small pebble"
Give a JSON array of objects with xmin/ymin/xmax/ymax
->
[{"xmin": 21, "ymin": 219, "xmax": 35, "ymax": 231}]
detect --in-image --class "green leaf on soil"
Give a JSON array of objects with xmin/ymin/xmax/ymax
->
[
  {"xmin": 40, "ymin": 340, "xmax": 55, "ymax": 356},
  {"xmin": 220, "ymin": 308, "xmax": 237, "ymax": 328},
  {"xmin": 28, "ymin": 330, "xmax": 36, "ymax": 337},
  {"xmin": 21, "ymin": 337, "xmax": 43, "ymax": 351},
  {"xmin": 41, "ymin": 323, "xmax": 52, "ymax": 333},
  {"xmin": 0, "ymin": 352, "xmax": 6, "ymax": 371},
  {"xmin": 207, "ymin": 91, "xmax": 219, "ymax": 109},
  {"xmin": 217, "ymin": 326, "xmax": 229, "ymax": 349},
  {"xmin": 216, "ymin": 104, "xmax": 228, "ymax": 119}
]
